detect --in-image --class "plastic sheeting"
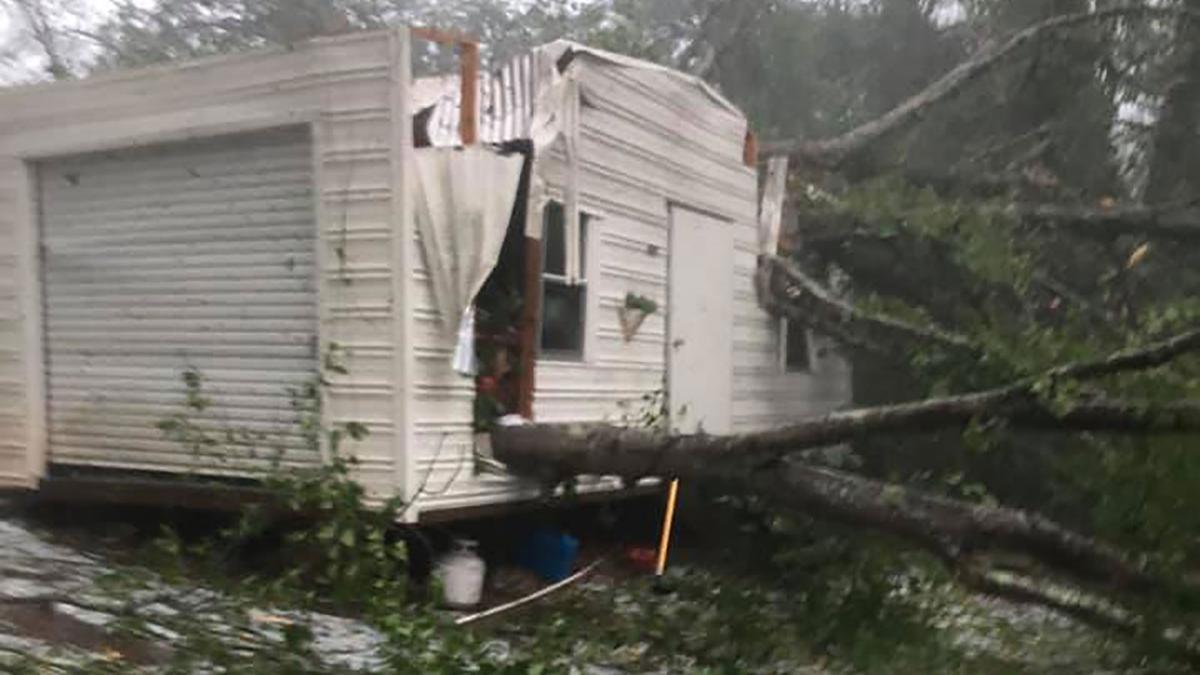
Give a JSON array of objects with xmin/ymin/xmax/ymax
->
[{"xmin": 413, "ymin": 147, "xmax": 525, "ymax": 375}]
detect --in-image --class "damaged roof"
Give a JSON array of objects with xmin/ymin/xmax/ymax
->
[{"xmin": 415, "ymin": 39, "xmax": 747, "ymax": 149}]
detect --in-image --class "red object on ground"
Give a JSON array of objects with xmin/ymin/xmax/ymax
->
[{"xmin": 624, "ymin": 546, "xmax": 658, "ymax": 573}]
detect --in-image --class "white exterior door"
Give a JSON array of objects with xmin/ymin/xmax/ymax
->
[{"xmin": 667, "ymin": 205, "xmax": 734, "ymax": 435}]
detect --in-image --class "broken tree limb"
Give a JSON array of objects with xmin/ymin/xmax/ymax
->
[
  {"xmin": 794, "ymin": 201, "xmax": 1200, "ymax": 246},
  {"xmin": 1044, "ymin": 326, "xmax": 1200, "ymax": 381},
  {"xmin": 763, "ymin": 4, "xmax": 1200, "ymax": 169},
  {"xmin": 793, "ymin": 226, "xmax": 1031, "ymax": 330},
  {"xmin": 749, "ymin": 459, "xmax": 1162, "ymax": 595},
  {"xmin": 759, "ymin": 255, "xmax": 982, "ymax": 360},
  {"xmin": 1016, "ymin": 203, "xmax": 1200, "ymax": 240}
]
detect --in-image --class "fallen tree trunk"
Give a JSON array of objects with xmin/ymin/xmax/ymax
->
[
  {"xmin": 495, "ymin": 324, "xmax": 1200, "ymax": 480},
  {"xmin": 490, "ymin": 428, "xmax": 1199, "ymax": 613},
  {"xmin": 491, "ymin": 397, "xmax": 1200, "ymax": 484},
  {"xmin": 490, "ymin": 326, "xmax": 1200, "ymax": 619}
]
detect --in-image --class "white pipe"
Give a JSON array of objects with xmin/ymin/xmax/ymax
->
[{"xmin": 454, "ymin": 557, "xmax": 605, "ymax": 626}]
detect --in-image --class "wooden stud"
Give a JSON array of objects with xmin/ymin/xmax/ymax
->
[
  {"xmin": 517, "ymin": 236, "xmax": 542, "ymax": 419},
  {"xmin": 460, "ymin": 41, "xmax": 480, "ymax": 146},
  {"xmin": 409, "ymin": 25, "xmax": 480, "ymax": 147}
]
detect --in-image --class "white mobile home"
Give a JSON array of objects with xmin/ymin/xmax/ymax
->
[{"xmin": 0, "ymin": 27, "xmax": 850, "ymax": 521}]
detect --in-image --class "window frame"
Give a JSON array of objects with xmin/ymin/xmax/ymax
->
[
  {"xmin": 537, "ymin": 201, "xmax": 593, "ymax": 363},
  {"xmin": 779, "ymin": 318, "xmax": 813, "ymax": 374}
]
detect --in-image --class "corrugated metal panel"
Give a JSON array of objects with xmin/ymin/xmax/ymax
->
[
  {"xmin": 39, "ymin": 127, "xmax": 321, "ymax": 475},
  {"xmin": 419, "ymin": 50, "xmax": 541, "ymax": 148}
]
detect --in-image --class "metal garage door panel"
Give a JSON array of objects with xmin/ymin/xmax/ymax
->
[{"xmin": 39, "ymin": 127, "xmax": 320, "ymax": 475}]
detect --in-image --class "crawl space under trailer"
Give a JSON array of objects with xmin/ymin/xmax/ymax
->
[{"xmin": 0, "ymin": 27, "xmax": 850, "ymax": 521}]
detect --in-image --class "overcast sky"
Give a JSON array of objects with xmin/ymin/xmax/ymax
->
[
  {"xmin": 0, "ymin": 0, "xmax": 120, "ymax": 84},
  {"xmin": 1, "ymin": 0, "xmax": 970, "ymax": 85}
]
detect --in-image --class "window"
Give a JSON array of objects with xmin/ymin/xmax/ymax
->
[
  {"xmin": 539, "ymin": 201, "xmax": 588, "ymax": 360},
  {"xmin": 780, "ymin": 319, "xmax": 811, "ymax": 373}
]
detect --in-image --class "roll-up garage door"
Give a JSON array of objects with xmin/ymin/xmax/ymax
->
[{"xmin": 38, "ymin": 127, "xmax": 320, "ymax": 475}]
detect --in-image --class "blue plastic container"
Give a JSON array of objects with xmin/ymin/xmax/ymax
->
[{"xmin": 517, "ymin": 527, "xmax": 579, "ymax": 582}]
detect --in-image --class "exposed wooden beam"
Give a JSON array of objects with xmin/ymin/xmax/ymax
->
[
  {"xmin": 409, "ymin": 25, "xmax": 480, "ymax": 147},
  {"xmin": 517, "ymin": 236, "xmax": 543, "ymax": 419},
  {"xmin": 460, "ymin": 41, "xmax": 480, "ymax": 146}
]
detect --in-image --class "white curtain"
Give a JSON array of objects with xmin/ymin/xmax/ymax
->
[{"xmin": 413, "ymin": 146, "xmax": 525, "ymax": 375}]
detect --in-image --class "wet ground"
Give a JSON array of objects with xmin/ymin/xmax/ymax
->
[
  {"xmin": 0, "ymin": 496, "xmax": 1182, "ymax": 674},
  {"xmin": 0, "ymin": 504, "xmax": 387, "ymax": 672}
]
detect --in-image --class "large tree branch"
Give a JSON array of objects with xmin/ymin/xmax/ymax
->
[
  {"xmin": 491, "ymin": 397, "xmax": 1200, "ymax": 485},
  {"xmin": 793, "ymin": 225, "xmax": 1029, "ymax": 330},
  {"xmin": 760, "ymin": 255, "xmax": 981, "ymax": 359},
  {"xmin": 764, "ymin": 4, "xmax": 1200, "ymax": 169},
  {"xmin": 751, "ymin": 460, "xmax": 1161, "ymax": 595},
  {"xmin": 1017, "ymin": 203, "xmax": 1200, "ymax": 240},
  {"xmin": 1047, "ymin": 326, "xmax": 1200, "ymax": 380},
  {"xmin": 493, "ymin": 327, "xmax": 1200, "ymax": 480}
]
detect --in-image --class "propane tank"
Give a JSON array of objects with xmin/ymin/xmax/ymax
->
[{"xmin": 438, "ymin": 539, "xmax": 486, "ymax": 608}]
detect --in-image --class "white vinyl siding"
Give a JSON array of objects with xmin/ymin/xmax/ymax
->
[{"xmin": 0, "ymin": 29, "xmax": 413, "ymax": 498}]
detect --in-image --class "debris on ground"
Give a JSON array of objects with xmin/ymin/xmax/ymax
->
[{"xmin": 0, "ymin": 510, "xmax": 1182, "ymax": 674}]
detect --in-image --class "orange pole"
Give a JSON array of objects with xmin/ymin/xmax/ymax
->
[{"xmin": 655, "ymin": 479, "xmax": 680, "ymax": 576}]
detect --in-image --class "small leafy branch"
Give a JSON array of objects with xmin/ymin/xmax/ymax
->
[
  {"xmin": 154, "ymin": 346, "xmax": 410, "ymax": 612},
  {"xmin": 156, "ymin": 367, "xmax": 285, "ymax": 467},
  {"xmin": 615, "ymin": 387, "xmax": 669, "ymax": 431}
]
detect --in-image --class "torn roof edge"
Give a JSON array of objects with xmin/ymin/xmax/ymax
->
[{"xmin": 415, "ymin": 38, "xmax": 748, "ymax": 149}]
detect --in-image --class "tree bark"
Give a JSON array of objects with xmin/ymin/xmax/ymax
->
[
  {"xmin": 492, "ymin": 396, "xmax": 1200, "ymax": 487},
  {"xmin": 493, "ymin": 326, "xmax": 1200, "ymax": 482}
]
